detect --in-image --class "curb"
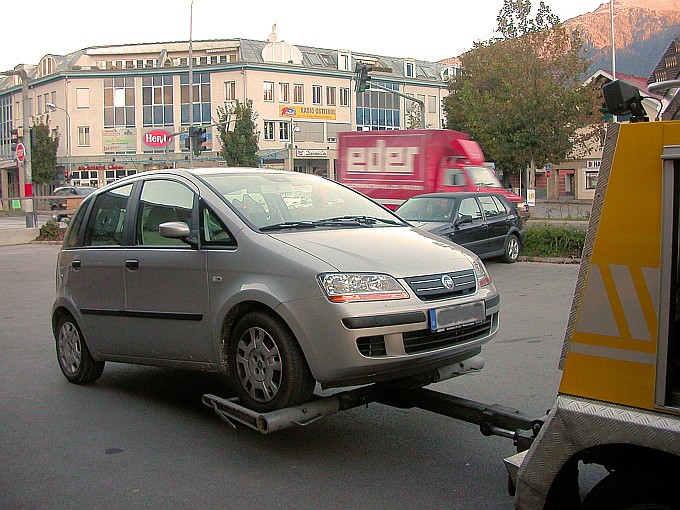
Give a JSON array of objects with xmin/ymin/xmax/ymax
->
[{"xmin": 518, "ymin": 256, "xmax": 581, "ymax": 264}]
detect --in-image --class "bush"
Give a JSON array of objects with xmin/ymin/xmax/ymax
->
[
  {"xmin": 523, "ymin": 225, "xmax": 585, "ymax": 258},
  {"xmin": 37, "ymin": 218, "xmax": 63, "ymax": 241}
]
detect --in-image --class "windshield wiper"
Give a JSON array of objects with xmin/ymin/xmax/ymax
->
[
  {"xmin": 260, "ymin": 221, "xmax": 318, "ymax": 231},
  {"xmin": 319, "ymin": 215, "xmax": 403, "ymax": 226}
]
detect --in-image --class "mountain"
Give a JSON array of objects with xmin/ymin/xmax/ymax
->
[{"xmin": 563, "ymin": 0, "xmax": 680, "ymax": 78}]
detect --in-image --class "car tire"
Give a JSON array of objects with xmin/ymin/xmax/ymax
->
[
  {"xmin": 55, "ymin": 314, "xmax": 105, "ymax": 384},
  {"xmin": 581, "ymin": 471, "xmax": 677, "ymax": 510},
  {"xmin": 500, "ymin": 234, "xmax": 521, "ymax": 264},
  {"xmin": 230, "ymin": 311, "xmax": 315, "ymax": 412}
]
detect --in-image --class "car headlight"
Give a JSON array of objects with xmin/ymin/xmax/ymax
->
[
  {"xmin": 471, "ymin": 257, "xmax": 492, "ymax": 287},
  {"xmin": 318, "ymin": 273, "xmax": 410, "ymax": 303}
]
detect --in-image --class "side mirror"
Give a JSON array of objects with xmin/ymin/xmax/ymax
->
[
  {"xmin": 159, "ymin": 221, "xmax": 198, "ymax": 248},
  {"xmin": 456, "ymin": 214, "xmax": 473, "ymax": 226}
]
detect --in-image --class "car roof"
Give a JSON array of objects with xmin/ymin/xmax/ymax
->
[{"xmin": 404, "ymin": 191, "xmax": 509, "ymax": 200}]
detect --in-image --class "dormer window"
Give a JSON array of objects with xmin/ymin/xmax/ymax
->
[
  {"xmin": 38, "ymin": 57, "xmax": 56, "ymax": 77},
  {"xmin": 405, "ymin": 61, "xmax": 415, "ymax": 78},
  {"xmin": 338, "ymin": 52, "xmax": 351, "ymax": 72}
]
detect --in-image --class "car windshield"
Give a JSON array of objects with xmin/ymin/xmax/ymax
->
[
  {"xmin": 465, "ymin": 166, "xmax": 502, "ymax": 188},
  {"xmin": 396, "ymin": 197, "xmax": 456, "ymax": 222},
  {"xmin": 201, "ymin": 171, "xmax": 405, "ymax": 230}
]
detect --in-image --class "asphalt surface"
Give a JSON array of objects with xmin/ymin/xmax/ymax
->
[{"xmin": 0, "ymin": 244, "xmax": 585, "ymax": 510}]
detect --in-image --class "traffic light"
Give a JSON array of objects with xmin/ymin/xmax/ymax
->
[
  {"xmin": 193, "ymin": 127, "xmax": 207, "ymax": 157},
  {"xmin": 10, "ymin": 128, "xmax": 19, "ymax": 152},
  {"xmin": 184, "ymin": 128, "xmax": 193, "ymax": 150},
  {"xmin": 355, "ymin": 64, "xmax": 372, "ymax": 93}
]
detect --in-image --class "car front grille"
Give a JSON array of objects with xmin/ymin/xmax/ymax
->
[
  {"xmin": 404, "ymin": 269, "xmax": 477, "ymax": 301},
  {"xmin": 356, "ymin": 316, "xmax": 492, "ymax": 357},
  {"xmin": 402, "ymin": 317, "xmax": 492, "ymax": 354}
]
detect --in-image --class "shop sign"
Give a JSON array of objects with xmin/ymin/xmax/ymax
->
[
  {"xmin": 587, "ymin": 159, "xmax": 601, "ymax": 169},
  {"xmin": 280, "ymin": 105, "xmax": 336, "ymax": 120},
  {"xmin": 295, "ymin": 149, "xmax": 328, "ymax": 157},
  {"xmin": 143, "ymin": 129, "xmax": 173, "ymax": 148},
  {"xmin": 103, "ymin": 128, "xmax": 137, "ymax": 152}
]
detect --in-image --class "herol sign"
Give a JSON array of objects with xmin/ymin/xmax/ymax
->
[{"xmin": 143, "ymin": 129, "xmax": 172, "ymax": 148}]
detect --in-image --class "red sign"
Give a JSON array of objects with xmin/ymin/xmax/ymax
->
[
  {"xmin": 546, "ymin": 169, "xmax": 551, "ymax": 178},
  {"xmin": 15, "ymin": 142, "xmax": 25, "ymax": 163},
  {"xmin": 143, "ymin": 129, "xmax": 172, "ymax": 148}
]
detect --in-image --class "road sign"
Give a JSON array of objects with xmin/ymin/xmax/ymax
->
[
  {"xmin": 546, "ymin": 169, "xmax": 551, "ymax": 178},
  {"xmin": 15, "ymin": 142, "xmax": 25, "ymax": 163}
]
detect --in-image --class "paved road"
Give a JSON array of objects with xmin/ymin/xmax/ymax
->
[{"xmin": 0, "ymin": 245, "xmax": 581, "ymax": 510}]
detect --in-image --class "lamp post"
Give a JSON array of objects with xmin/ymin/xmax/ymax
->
[
  {"xmin": 46, "ymin": 102, "xmax": 72, "ymax": 184},
  {"xmin": 188, "ymin": 0, "xmax": 195, "ymax": 167},
  {"xmin": 2, "ymin": 69, "xmax": 34, "ymax": 226},
  {"xmin": 289, "ymin": 122, "xmax": 301, "ymax": 172}
]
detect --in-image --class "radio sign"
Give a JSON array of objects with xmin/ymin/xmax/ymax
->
[{"xmin": 143, "ymin": 129, "xmax": 172, "ymax": 148}]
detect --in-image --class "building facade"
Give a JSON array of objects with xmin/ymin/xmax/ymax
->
[{"xmin": 0, "ymin": 29, "xmax": 457, "ymax": 203}]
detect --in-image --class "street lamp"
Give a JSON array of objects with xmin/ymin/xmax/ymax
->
[
  {"xmin": 46, "ymin": 102, "xmax": 72, "ymax": 183},
  {"xmin": 290, "ymin": 123, "xmax": 301, "ymax": 172}
]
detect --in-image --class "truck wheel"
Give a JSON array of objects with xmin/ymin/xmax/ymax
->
[
  {"xmin": 581, "ymin": 471, "xmax": 676, "ymax": 510},
  {"xmin": 501, "ymin": 234, "xmax": 521, "ymax": 263},
  {"xmin": 55, "ymin": 314, "xmax": 105, "ymax": 384},
  {"xmin": 230, "ymin": 311, "xmax": 315, "ymax": 412}
]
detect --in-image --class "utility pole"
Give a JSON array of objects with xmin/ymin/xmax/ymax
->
[
  {"xmin": 188, "ymin": 0, "xmax": 195, "ymax": 168},
  {"xmin": 2, "ymin": 69, "xmax": 34, "ymax": 227}
]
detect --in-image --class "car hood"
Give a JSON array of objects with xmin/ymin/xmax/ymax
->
[{"xmin": 269, "ymin": 226, "xmax": 473, "ymax": 276}]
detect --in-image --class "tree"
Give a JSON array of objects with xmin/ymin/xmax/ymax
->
[
  {"xmin": 443, "ymin": 0, "xmax": 601, "ymax": 188},
  {"xmin": 215, "ymin": 99, "xmax": 260, "ymax": 167},
  {"xmin": 31, "ymin": 117, "xmax": 60, "ymax": 184}
]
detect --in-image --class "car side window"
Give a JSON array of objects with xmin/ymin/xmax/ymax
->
[
  {"xmin": 490, "ymin": 196, "xmax": 509, "ymax": 216},
  {"xmin": 458, "ymin": 197, "xmax": 483, "ymax": 222},
  {"xmin": 479, "ymin": 196, "xmax": 502, "ymax": 218},
  {"xmin": 201, "ymin": 203, "xmax": 236, "ymax": 248},
  {"xmin": 137, "ymin": 179, "xmax": 196, "ymax": 247},
  {"xmin": 83, "ymin": 184, "xmax": 133, "ymax": 246}
]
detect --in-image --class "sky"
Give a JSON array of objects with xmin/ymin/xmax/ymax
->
[{"xmin": 1, "ymin": 0, "xmax": 607, "ymax": 72}]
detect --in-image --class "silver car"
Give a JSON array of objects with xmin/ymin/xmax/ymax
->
[{"xmin": 53, "ymin": 168, "xmax": 500, "ymax": 412}]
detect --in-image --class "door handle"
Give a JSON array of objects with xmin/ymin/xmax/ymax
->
[
  {"xmin": 71, "ymin": 260, "xmax": 81, "ymax": 270},
  {"xmin": 125, "ymin": 259, "xmax": 140, "ymax": 270}
]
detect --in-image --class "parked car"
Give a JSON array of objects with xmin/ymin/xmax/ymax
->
[
  {"xmin": 52, "ymin": 168, "xmax": 500, "ymax": 412},
  {"xmin": 49, "ymin": 186, "xmax": 97, "ymax": 219},
  {"xmin": 395, "ymin": 192, "xmax": 525, "ymax": 263}
]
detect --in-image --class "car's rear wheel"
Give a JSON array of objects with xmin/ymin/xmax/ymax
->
[
  {"xmin": 501, "ymin": 234, "xmax": 521, "ymax": 263},
  {"xmin": 55, "ymin": 314, "xmax": 105, "ymax": 383},
  {"xmin": 230, "ymin": 311, "xmax": 315, "ymax": 412}
]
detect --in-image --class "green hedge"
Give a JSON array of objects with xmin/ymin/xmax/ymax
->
[{"xmin": 522, "ymin": 225, "xmax": 586, "ymax": 258}]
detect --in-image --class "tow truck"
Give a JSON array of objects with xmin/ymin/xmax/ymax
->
[{"xmin": 203, "ymin": 78, "xmax": 680, "ymax": 509}]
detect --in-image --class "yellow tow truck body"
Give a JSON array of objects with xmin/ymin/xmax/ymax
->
[{"xmin": 510, "ymin": 120, "xmax": 680, "ymax": 509}]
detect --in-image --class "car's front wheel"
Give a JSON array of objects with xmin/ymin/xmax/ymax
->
[
  {"xmin": 230, "ymin": 311, "xmax": 315, "ymax": 412},
  {"xmin": 55, "ymin": 314, "xmax": 105, "ymax": 383}
]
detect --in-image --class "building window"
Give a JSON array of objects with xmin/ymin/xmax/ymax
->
[
  {"xmin": 279, "ymin": 122, "xmax": 290, "ymax": 141},
  {"xmin": 312, "ymin": 85, "xmax": 322, "ymax": 105},
  {"xmin": 38, "ymin": 57, "xmax": 55, "ymax": 77},
  {"xmin": 356, "ymin": 82, "xmax": 401, "ymax": 131},
  {"xmin": 280, "ymin": 82, "xmax": 289, "ymax": 103},
  {"xmin": 225, "ymin": 81, "xmax": 236, "ymax": 101},
  {"xmin": 264, "ymin": 81, "xmax": 274, "ymax": 102},
  {"xmin": 104, "ymin": 77, "xmax": 136, "ymax": 128},
  {"xmin": 78, "ymin": 126, "xmax": 91, "ymax": 147},
  {"xmin": 263, "ymin": 121, "xmax": 275, "ymax": 141},
  {"xmin": 37, "ymin": 95, "xmax": 42, "ymax": 115},
  {"xmin": 405, "ymin": 62, "xmax": 414, "ymax": 78},
  {"xmin": 142, "ymin": 75, "xmax": 173, "ymax": 127},
  {"xmin": 180, "ymin": 72, "xmax": 211, "ymax": 127},
  {"xmin": 340, "ymin": 87, "xmax": 350, "ymax": 107},
  {"xmin": 76, "ymin": 88, "xmax": 90, "ymax": 109},
  {"xmin": 339, "ymin": 53, "xmax": 350, "ymax": 71},
  {"xmin": 586, "ymin": 171, "xmax": 598, "ymax": 190},
  {"xmin": 428, "ymin": 95, "xmax": 437, "ymax": 114},
  {"xmin": 326, "ymin": 87, "xmax": 336, "ymax": 106},
  {"xmin": 293, "ymin": 84, "xmax": 304, "ymax": 104}
]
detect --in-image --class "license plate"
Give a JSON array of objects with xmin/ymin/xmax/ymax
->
[{"xmin": 429, "ymin": 301, "xmax": 486, "ymax": 332}]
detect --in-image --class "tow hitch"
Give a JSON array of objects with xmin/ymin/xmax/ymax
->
[{"xmin": 203, "ymin": 381, "xmax": 544, "ymax": 452}]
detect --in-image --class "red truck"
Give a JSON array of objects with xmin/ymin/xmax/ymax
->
[{"xmin": 336, "ymin": 129, "xmax": 529, "ymax": 217}]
